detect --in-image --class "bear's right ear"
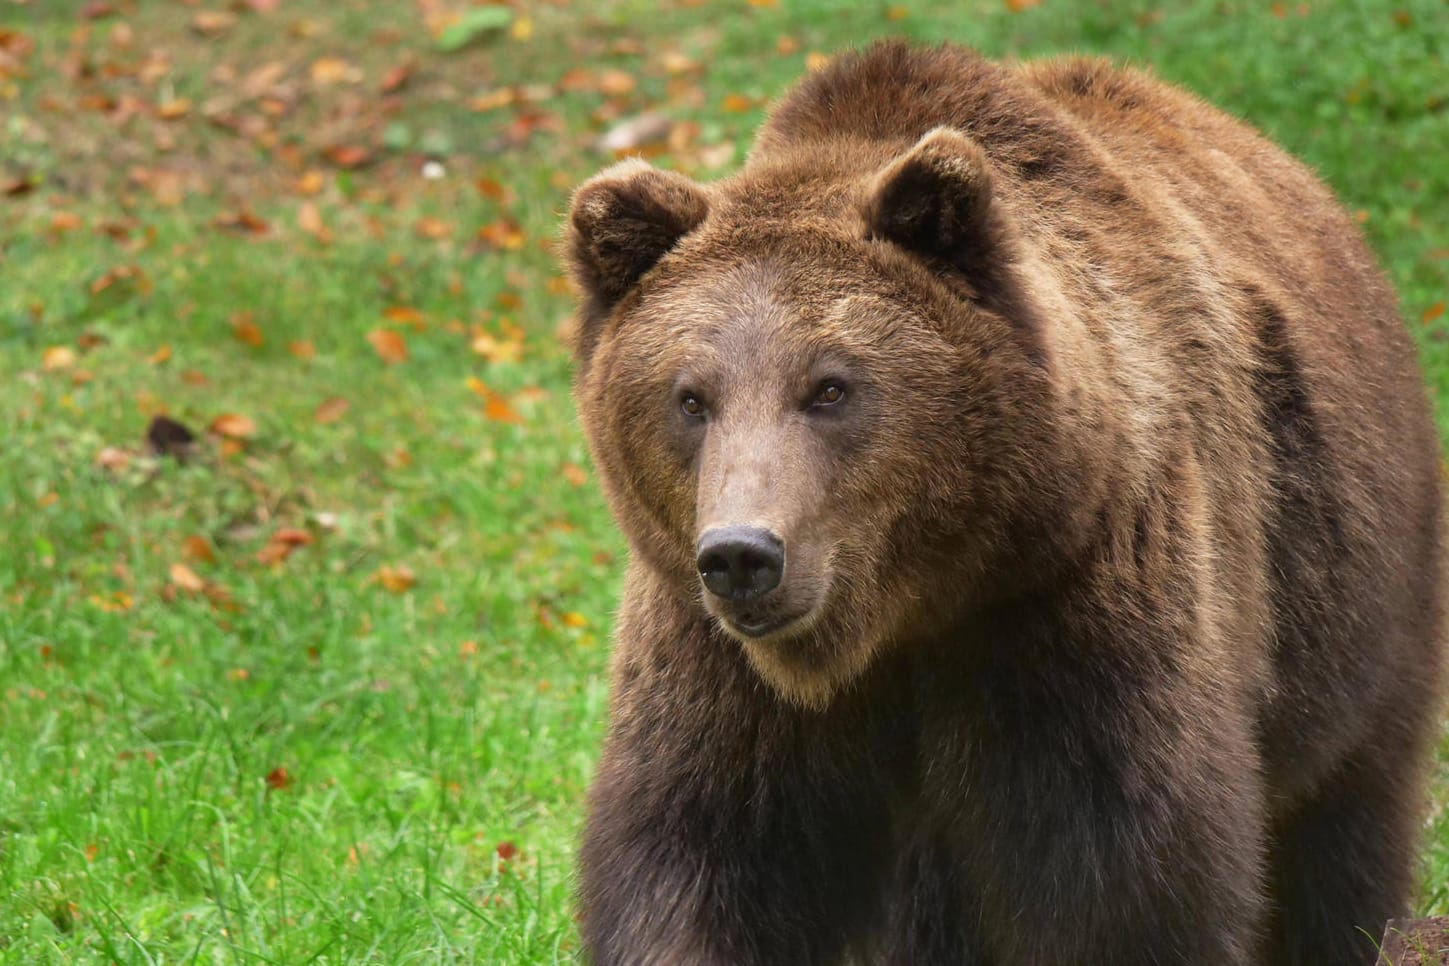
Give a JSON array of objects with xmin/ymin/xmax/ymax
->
[{"xmin": 565, "ymin": 158, "xmax": 709, "ymax": 332}]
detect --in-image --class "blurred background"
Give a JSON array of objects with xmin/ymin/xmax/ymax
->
[{"xmin": 1, "ymin": 0, "xmax": 1446, "ymax": 960}]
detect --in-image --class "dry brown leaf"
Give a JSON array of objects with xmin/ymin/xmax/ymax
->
[
  {"xmin": 324, "ymin": 144, "xmax": 373, "ymax": 169},
  {"xmin": 169, "ymin": 562, "xmax": 206, "ymax": 593},
  {"xmin": 287, "ymin": 340, "xmax": 316, "ymax": 360},
  {"xmin": 376, "ymin": 564, "xmax": 416, "ymax": 593},
  {"xmin": 42, "ymin": 346, "xmax": 77, "ymax": 371},
  {"xmin": 470, "ymin": 333, "xmax": 523, "ymax": 364},
  {"xmin": 313, "ymin": 396, "xmax": 349, "ymax": 424},
  {"xmin": 231, "ymin": 313, "xmax": 264, "ymax": 347},
  {"xmin": 367, "ymin": 329, "xmax": 408, "ymax": 364},
  {"xmin": 298, "ymin": 201, "xmax": 331, "ymax": 242},
  {"xmin": 156, "ymin": 98, "xmax": 191, "ymax": 120},
  {"xmin": 562, "ymin": 462, "xmax": 588, "ymax": 487},
  {"xmin": 382, "ymin": 305, "xmax": 425, "ymax": 326},
  {"xmin": 598, "ymin": 69, "xmax": 637, "ymax": 96},
  {"xmin": 148, "ymin": 344, "xmax": 171, "ymax": 365},
  {"xmin": 310, "ymin": 56, "xmax": 361, "ymax": 85},
  {"xmin": 209, "ymin": 413, "xmax": 257, "ymax": 439},
  {"xmin": 484, "ymin": 396, "xmax": 524, "ymax": 425},
  {"xmin": 379, "ymin": 61, "xmax": 413, "ymax": 93},
  {"xmin": 191, "ymin": 10, "xmax": 238, "ymax": 35},
  {"xmin": 95, "ymin": 447, "xmax": 132, "ymax": 472},
  {"xmin": 414, "ymin": 217, "xmax": 452, "ymax": 240},
  {"xmin": 265, "ymin": 766, "xmax": 291, "ymax": 791},
  {"xmin": 183, "ymin": 535, "xmax": 216, "ymax": 564}
]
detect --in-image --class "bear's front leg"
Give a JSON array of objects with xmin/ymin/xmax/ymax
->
[
  {"xmin": 577, "ymin": 593, "xmax": 911, "ymax": 966},
  {"xmin": 931, "ymin": 595, "xmax": 1270, "ymax": 966}
]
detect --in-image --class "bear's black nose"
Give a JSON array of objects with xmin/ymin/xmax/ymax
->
[{"xmin": 696, "ymin": 526, "xmax": 784, "ymax": 602}]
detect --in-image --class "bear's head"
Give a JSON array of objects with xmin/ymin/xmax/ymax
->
[{"xmin": 566, "ymin": 128, "xmax": 1081, "ymax": 707}]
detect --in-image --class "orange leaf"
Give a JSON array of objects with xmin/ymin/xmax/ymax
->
[
  {"xmin": 484, "ymin": 396, "xmax": 524, "ymax": 425},
  {"xmin": 155, "ymin": 98, "xmax": 191, "ymax": 120},
  {"xmin": 169, "ymin": 562, "xmax": 206, "ymax": 593},
  {"xmin": 191, "ymin": 10, "xmax": 237, "ymax": 35},
  {"xmin": 325, "ymin": 144, "xmax": 373, "ymax": 169},
  {"xmin": 562, "ymin": 462, "xmax": 588, "ymax": 487},
  {"xmin": 376, "ymin": 564, "xmax": 416, "ymax": 593},
  {"xmin": 367, "ymin": 329, "xmax": 408, "ymax": 364},
  {"xmin": 720, "ymin": 93, "xmax": 754, "ymax": 113},
  {"xmin": 414, "ymin": 217, "xmax": 452, "ymax": 240},
  {"xmin": 209, "ymin": 413, "xmax": 257, "ymax": 439},
  {"xmin": 470, "ymin": 333, "xmax": 523, "ymax": 364},
  {"xmin": 265, "ymin": 765, "xmax": 292, "ymax": 790},
  {"xmin": 42, "ymin": 346, "xmax": 76, "ymax": 371},
  {"xmin": 288, "ymin": 340, "xmax": 316, "ymax": 360},
  {"xmin": 598, "ymin": 69, "xmax": 637, "ymax": 96},
  {"xmin": 379, "ymin": 61, "xmax": 413, "ymax": 93},
  {"xmin": 561, "ymin": 611, "xmax": 588, "ymax": 628},
  {"xmin": 298, "ymin": 201, "xmax": 331, "ymax": 242},
  {"xmin": 313, "ymin": 396, "xmax": 350, "ymax": 424},
  {"xmin": 1424, "ymin": 301, "xmax": 1446, "ymax": 324},
  {"xmin": 231, "ymin": 312, "xmax": 264, "ymax": 347},
  {"xmin": 310, "ymin": 56, "xmax": 360, "ymax": 85},
  {"xmin": 383, "ymin": 305, "xmax": 426, "ymax": 325},
  {"xmin": 148, "ymin": 344, "xmax": 171, "ymax": 365},
  {"xmin": 183, "ymin": 535, "xmax": 216, "ymax": 563}
]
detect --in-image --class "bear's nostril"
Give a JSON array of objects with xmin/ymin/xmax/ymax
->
[{"xmin": 696, "ymin": 526, "xmax": 784, "ymax": 602}]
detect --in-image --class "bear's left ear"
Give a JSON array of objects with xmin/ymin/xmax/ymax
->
[
  {"xmin": 566, "ymin": 159, "xmax": 709, "ymax": 337},
  {"xmin": 864, "ymin": 127, "xmax": 1025, "ymax": 319}
]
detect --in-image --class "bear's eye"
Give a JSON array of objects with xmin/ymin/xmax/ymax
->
[
  {"xmin": 812, "ymin": 382, "xmax": 846, "ymax": 408},
  {"xmin": 680, "ymin": 393, "xmax": 706, "ymax": 418}
]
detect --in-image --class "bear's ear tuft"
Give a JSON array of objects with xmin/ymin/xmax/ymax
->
[
  {"xmin": 864, "ymin": 127, "xmax": 1021, "ymax": 312},
  {"xmin": 566, "ymin": 159, "xmax": 710, "ymax": 317}
]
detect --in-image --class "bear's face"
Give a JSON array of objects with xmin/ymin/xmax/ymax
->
[{"xmin": 567, "ymin": 131, "xmax": 1052, "ymax": 706}]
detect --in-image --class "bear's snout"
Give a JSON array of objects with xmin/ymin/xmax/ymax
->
[{"xmin": 696, "ymin": 525, "xmax": 784, "ymax": 605}]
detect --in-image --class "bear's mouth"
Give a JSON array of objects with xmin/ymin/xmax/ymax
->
[{"xmin": 721, "ymin": 607, "xmax": 810, "ymax": 640}]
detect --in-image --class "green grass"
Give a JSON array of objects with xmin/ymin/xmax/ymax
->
[{"xmin": 1, "ymin": 0, "xmax": 1446, "ymax": 961}]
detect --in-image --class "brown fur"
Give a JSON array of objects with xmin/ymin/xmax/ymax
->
[{"xmin": 563, "ymin": 41, "xmax": 1445, "ymax": 965}]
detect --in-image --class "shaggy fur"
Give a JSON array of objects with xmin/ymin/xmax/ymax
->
[{"xmin": 563, "ymin": 42, "xmax": 1445, "ymax": 965}]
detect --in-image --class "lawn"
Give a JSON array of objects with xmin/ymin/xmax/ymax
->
[{"xmin": 1, "ymin": 0, "xmax": 1446, "ymax": 962}]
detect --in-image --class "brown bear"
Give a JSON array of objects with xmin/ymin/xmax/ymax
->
[{"xmin": 563, "ymin": 41, "xmax": 1445, "ymax": 966}]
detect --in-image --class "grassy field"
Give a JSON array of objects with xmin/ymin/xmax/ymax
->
[{"xmin": 1, "ymin": 0, "xmax": 1446, "ymax": 961}]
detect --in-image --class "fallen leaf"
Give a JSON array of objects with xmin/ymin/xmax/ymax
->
[
  {"xmin": 256, "ymin": 527, "xmax": 312, "ymax": 565},
  {"xmin": 366, "ymin": 329, "xmax": 408, "ymax": 364},
  {"xmin": 148, "ymin": 344, "xmax": 171, "ymax": 365},
  {"xmin": 484, "ymin": 396, "xmax": 523, "ymax": 425},
  {"xmin": 183, "ymin": 535, "xmax": 216, "ymax": 563},
  {"xmin": 720, "ymin": 93, "xmax": 754, "ymax": 113},
  {"xmin": 414, "ymin": 216, "xmax": 452, "ymax": 240},
  {"xmin": 298, "ymin": 201, "xmax": 331, "ymax": 242},
  {"xmin": 313, "ymin": 396, "xmax": 349, "ymax": 424},
  {"xmin": 383, "ymin": 305, "xmax": 425, "ymax": 326},
  {"xmin": 42, "ymin": 346, "xmax": 77, "ymax": 372},
  {"xmin": 561, "ymin": 611, "xmax": 588, "ymax": 628},
  {"xmin": 191, "ymin": 10, "xmax": 238, "ymax": 35},
  {"xmin": 376, "ymin": 564, "xmax": 416, "ymax": 593},
  {"xmin": 169, "ymin": 562, "xmax": 206, "ymax": 593},
  {"xmin": 209, "ymin": 413, "xmax": 257, "ymax": 439},
  {"xmin": 95, "ymin": 446, "xmax": 132, "ymax": 472},
  {"xmin": 155, "ymin": 98, "xmax": 191, "ymax": 120},
  {"xmin": 379, "ymin": 60, "xmax": 414, "ymax": 93},
  {"xmin": 231, "ymin": 312, "xmax": 264, "ymax": 347},
  {"xmin": 598, "ymin": 69, "xmax": 637, "ymax": 97},
  {"xmin": 324, "ymin": 144, "xmax": 373, "ymax": 169},
  {"xmin": 213, "ymin": 210, "xmax": 270, "ymax": 235},
  {"xmin": 597, "ymin": 111, "xmax": 672, "ymax": 153},
  {"xmin": 562, "ymin": 462, "xmax": 588, "ymax": 487},
  {"xmin": 288, "ymin": 340, "xmax": 316, "ymax": 360},
  {"xmin": 470, "ymin": 333, "xmax": 523, "ymax": 364},
  {"xmin": 1425, "ymin": 301, "xmax": 1446, "ymax": 324},
  {"xmin": 265, "ymin": 766, "xmax": 291, "ymax": 791},
  {"xmin": 310, "ymin": 55, "xmax": 361, "ymax": 85}
]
